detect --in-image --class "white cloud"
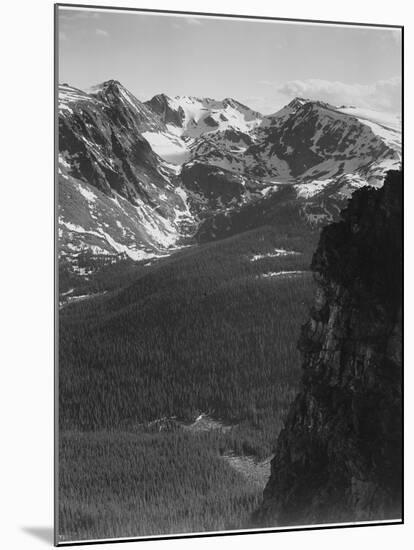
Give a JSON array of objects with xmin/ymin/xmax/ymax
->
[
  {"xmin": 275, "ymin": 77, "xmax": 401, "ymax": 113},
  {"xmin": 95, "ymin": 28, "xmax": 109, "ymax": 37}
]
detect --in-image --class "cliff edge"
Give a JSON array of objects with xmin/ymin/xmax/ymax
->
[{"xmin": 255, "ymin": 170, "xmax": 403, "ymax": 526}]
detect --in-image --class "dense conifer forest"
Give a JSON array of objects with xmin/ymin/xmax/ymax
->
[
  {"xmin": 59, "ymin": 223, "xmax": 318, "ymax": 540},
  {"xmin": 59, "ymin": 430, "xmax": 263, "ymax": 540},
  {"xmin": 60, "ymin": 225, "xmax": 317, "ymax": 432}
]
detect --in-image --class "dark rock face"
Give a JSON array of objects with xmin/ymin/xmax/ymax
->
[
  {"xmin": 203, "ymin": 115, "xmax": 220, "ymax": 128},
  {"xmin": 181, "ymin": 163, "xmax": 245, "ymax": 213},
  {"xmin": 221, "ymin": 128, "xmax": 253, "ymax": 146},
  {"xmin": 255, "ymin": 170, "xmax": 402, "ymax": 526},
  {"xmin": 144, "ymin": 93, "xmax": 185, "ymax": 127},
  {"xmin": 59, "ymin": 83, "xmax": 169, "ymax": 202}
]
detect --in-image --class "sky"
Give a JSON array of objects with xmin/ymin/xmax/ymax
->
[{"xmin": 58, "ymin": 7, "xmax": 402, "ymax": 115}]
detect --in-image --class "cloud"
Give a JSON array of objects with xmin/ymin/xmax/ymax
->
[
  {"xmin": 95, "ymin": 28, "xmax": 109, "ymax": 37},
  {"xmin": 274, "ymin": 77, "xmax": 401, "ymax": 112}
]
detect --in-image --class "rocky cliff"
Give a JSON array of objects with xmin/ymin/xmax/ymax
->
[{"xmin": 255, "ymin": 170, "xmax": 402, "ymax": 526}]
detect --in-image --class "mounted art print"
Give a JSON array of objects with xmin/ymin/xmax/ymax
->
[{"xmin": 55, "ymin": 3, "xmax": 403, "ymax": 545}]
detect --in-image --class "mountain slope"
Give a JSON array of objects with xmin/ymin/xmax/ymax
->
[
  {"xmin": 255, "ymin": 170, "xmax": 402, "ymax": 526},
  {"xmin": 255, "ymin": 100, "xmax": 398, "ymax": 179},
  {"xmin": 337, "ymin": 106, "xmax": 401, "ymax": 152},
  {"xmin": 145, "ymin": 94, "xmax": 263, "ymax": 139},
  {"xmin": 187, "ymin": 97, "xmax": 401, "ymax": 237},
  {"xmin": 188, "ymin": 97, "xmax": 399, "ymax": 180},
  {"xmin": 58, "ymin": 81, "xmax": 402, "ymax": 284},
  {"xmin": 59, "ymin": 81, "xmax": 195, "ymax": 277}
]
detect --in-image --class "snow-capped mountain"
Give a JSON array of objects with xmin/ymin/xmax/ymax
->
[
  {"xmin": 58, "ymin": 79, "xmax": 401, "ymax": 285},
  {"xmin": 186, "ymin": 97, "xmax": 399, "ymax": 181},
  {"xmin": 142, "ymin": 93, "xmax": 263, "ymax": 163},
  {"xmin": 58, "ymin": 81, "xmax": 195, "ymax": 278},
  {"xmin": 145, "ymin": 94, "xmax": 263, "ymax": 138},
  {"xmin": 183, "ymin": 97, "xmax": 401, "ymax": 228}
]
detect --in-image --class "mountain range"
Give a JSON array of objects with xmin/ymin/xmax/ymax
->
[{"xmin": 58, "ymin": 79, "xmax": 401, "ymax": 289}]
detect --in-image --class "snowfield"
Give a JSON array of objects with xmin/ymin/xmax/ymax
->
[
  {"xmin": 142, "ymin": 131, "xmax": 192, "ymax": 164},
  {"xmin": 338, "ymin": 106, "xmax": 401, "ymax": 153}
]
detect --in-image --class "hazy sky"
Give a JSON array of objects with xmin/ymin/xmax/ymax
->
[{"xmin": 58, "ymin": 6, "xmax": 402, "ymax": 114}]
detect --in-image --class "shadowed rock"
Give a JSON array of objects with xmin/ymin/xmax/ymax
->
[{"xmin": 254, "ymin": 170, "xmax": 402, "ymax": 526}]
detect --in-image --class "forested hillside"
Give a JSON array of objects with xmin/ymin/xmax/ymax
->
[{"xmin": 60, "ymin": 224, "xmax": 317, "ymax": 438}]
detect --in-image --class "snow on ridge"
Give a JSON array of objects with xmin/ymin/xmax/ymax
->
[
  {"xmin": 136, "ymin": 204, "xmax": 177, "ymax": 249},
  {"xmin": 295, "ymin": 179, "xmax": 333, "ymax": 199},
  {"xmin": 354, "ymin": 119, "xmax": 401, "ymax": 153},
  {"xmin": 258, "ymin": 270, "xmax": 307, "ymax": 279},
  {"xmin": 59, "ymin": 84, "xmax": 96, "ymax": 105},
  {"xmin": 59, "ymin": 218, "xmax": 163, "ymax": 262},
  {"xmin": 337, "ymin": 107, "xmax": 401, "ymax": 132},
  {"xmin": 164, "ymin": 95, "xmax": 262, "ymax": 138},
  {"xmin": 250, "ymin": 249, "xmax": 300, "ymax": 262},
  {"xmin": 100, "ymin": 230, "xmax": 161, "ymax": 261},
  {"xmin": 77, "ymin": 184, "xmax": 97, "ymax": 203},
  {"xmin": 337, "ymin": 106, "xmax": 401, "ymax": 153},
  {"xmin": 119, "ymin": 88, "xmax": 140, "ymax": 110},
  {"xmin": 59, "ymin": 154, "xmax": 71, "ymax": 169}
]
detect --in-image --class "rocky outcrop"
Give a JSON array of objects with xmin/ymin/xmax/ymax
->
[
  {"xmin": 255, "ymin": 170, "xmax": 402, "ymax": 526},
  {"xmin": 59, "ymin": 82, "xmax": 169, "ymax": 200},
  {"xmin": 144, "ymin": 93, "xmax": 185, "ymax": 127}
]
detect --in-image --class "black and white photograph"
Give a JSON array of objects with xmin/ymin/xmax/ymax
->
[{"xmin": 55, "ymin": 3, "xmax": 402, "ymax": 545}]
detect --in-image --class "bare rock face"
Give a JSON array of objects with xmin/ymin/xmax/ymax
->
[
  {"xmin": 255, "ymin": 170, "xmax": 402, "ymax": 526},
  {"xmin": 144, "ymin": 93, "xmax": 186, "ymax": 128}
]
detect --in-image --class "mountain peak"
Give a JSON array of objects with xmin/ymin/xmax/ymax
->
[
  {"xmin": 286, "ymin": 97, "xmax": 337, "ymax": 112},
  {"xmin": 88, "ymin": 79, "xmax": 125, "ymax": 95},
  {"xmin": 287, "ymin": 97, "xmax": 309, "ymax": 109},
  {"xmin": 100, "ymin": 79, "xmax": 122, "ymax": 88},
  {"xmin": 222, "ymin": 97, "xmax": 241, "ymax": 108},
  {"xmin": 150, "ymin": 92, "xmax": 171, "ymax": 101},
  {"xmin": 146, "ymin": 93, "xmax": 175, "ymax": 108}
]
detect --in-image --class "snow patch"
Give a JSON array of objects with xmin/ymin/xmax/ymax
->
[
  {"xmin": 295, "ymin": 179, "xmax": 333, "ymax": 199},
  {"xmin": 250, "ymin": 249, "xmax": 300, "ymax": 262},
  {"xmin": 258, "ymin": 270, "xmax": 307, "ymax": 279},
  {"xmin": 142, "ymin": 131, "xmax": 191, "ymax": 165},
  {"xmin": 77, "ymin": 184, "xmax": 97, "ymax": 202}
]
